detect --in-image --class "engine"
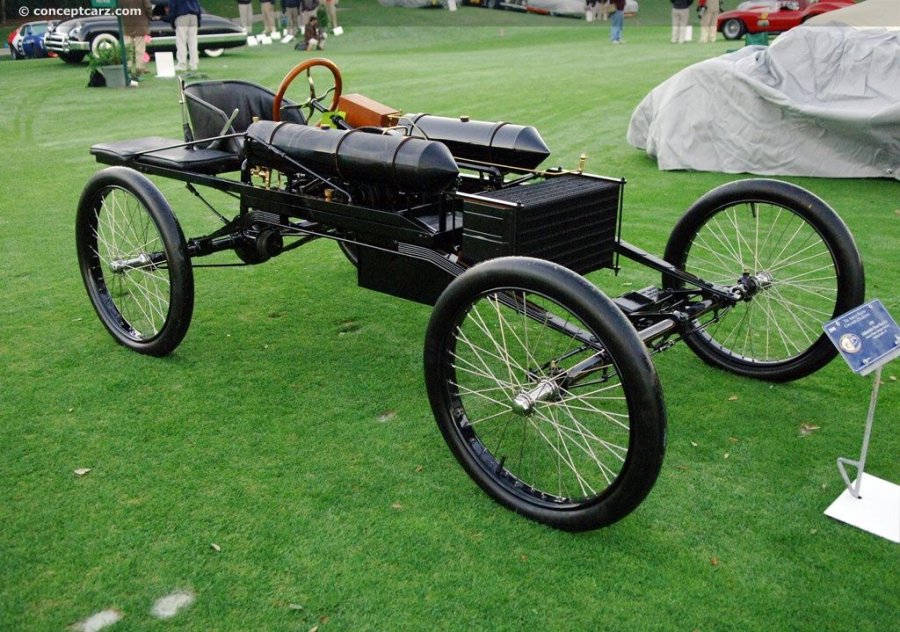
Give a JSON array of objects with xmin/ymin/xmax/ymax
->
[{"xmin": 246, "ymin": 121, "xmax": 460, "ymax": 202}]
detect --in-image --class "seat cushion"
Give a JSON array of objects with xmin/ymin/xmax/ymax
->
[{"xmin": 91, "ymin": 137, "xmax": 242, "ymax": 174}]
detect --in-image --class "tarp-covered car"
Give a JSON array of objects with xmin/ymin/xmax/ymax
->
[{"xmin": 626, "ymin": 24, "xmax": 900, "ymax": 179}]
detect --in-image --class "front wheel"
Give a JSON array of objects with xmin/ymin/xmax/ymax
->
[
  {"xmin": 721, "ymin": 18, "xmax": 745, "ymax": 40},
  {"xmin": 424, "ymin": 258, "xmax": 667, "ymax": 531},
  {"xmin": 663, "ymin": 179, "xmax": 865, "ymax": 382},
  {"xmin": 90, "ymin": 33, "xmax": 118, "ymax": 55},
  {"xmin": 59, "ymin": 51, "xmax": 87, "ymax": 64},
  {"xmin": 76, "ymin": 167, "xmax": 194, "ymax": 356}
]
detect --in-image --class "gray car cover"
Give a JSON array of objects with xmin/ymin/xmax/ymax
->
[{"xmin": 626, "ymin": 26, "xmax": 900, "ymax": 180}]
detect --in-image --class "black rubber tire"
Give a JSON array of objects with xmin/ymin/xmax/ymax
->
[
  {"xmin": 76, "ymin": 167, "xmax": 194, "ymax": 356},
  {"xmin": 722, "ymin": 18, "xmax": 745, "ymax": 40},
  {"xmin": 337, "ymin": 236, "xmax": 360, "ymax": 268},
  {"xmin": 59, "ymin": 51, "xmax": 87, "ymax": 64},
  {"xmin": 424, "ymin": 257, "xmax": 667, "ymax": 531},
  {"xmin": 663, "ymin": 179, "xmax": 865, "ymax": 382}
]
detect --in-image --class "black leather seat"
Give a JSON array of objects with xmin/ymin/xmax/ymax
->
[
  {"xmin": 183, "ymin": 80, "xmax": 305, "ymax": 155},
  {"xmin": 89, "ymin": 81, "xmax": 305, "ymax": 174}
]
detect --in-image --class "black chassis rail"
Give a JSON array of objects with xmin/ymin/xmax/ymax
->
[
  {"xmin": 96, "ymin": 157, "xmax": 740, "ymax": 352},
  {"xmin": 106, "ymin": 159, "xmax": 454, "ymax": 249}
]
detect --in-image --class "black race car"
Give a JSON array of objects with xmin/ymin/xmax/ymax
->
[{"xmin": 75, "ymin": 59, "xmax": 866, "ymax": 532}]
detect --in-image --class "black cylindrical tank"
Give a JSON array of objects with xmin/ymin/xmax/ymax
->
[
  {"xmin": 246, "ymin": 121, "xmax": 460, "ymax": 194},
  {"xmin": 399, "ymin": 114, "xmax": 551, "ymax": 170}
]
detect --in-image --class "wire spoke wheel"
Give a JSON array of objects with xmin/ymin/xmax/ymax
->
[
  {"xmin": 425, "ymin": 258, "xmax": 666, "ymax": 531},
  {"xmin": 664, "ymin": 179, "xmax": 864, "ymax": 381},
  {"xmin": 95, "ymin": 188, "xmax": 171, "ymax": 336},
  {"xmin": 77, "ymin": 167, "xmax": 193, "ymax": 356}
]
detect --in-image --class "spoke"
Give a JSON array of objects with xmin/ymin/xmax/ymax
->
[
  {"xmin": 92, "ymin": 188, "xmax": 172, "ymax": 339},
  {"xmin": 446, "ymin": 287, "xmax": 642, "ymax": 503},
  {"xmin": 526, "ymin": 414, "xmax": 596, "ymax": 498},
  {"xmin": 686, "ymin": 202, "xmax": 842, "ymax": 364},
  {"xmin": 451, "ymin": 380, "xmax": 516, "ymax": 411}
]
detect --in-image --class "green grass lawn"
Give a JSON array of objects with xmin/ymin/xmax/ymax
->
[{"xmin": 1, "ymin": 6, "xmax": 898, "ymax": 631}]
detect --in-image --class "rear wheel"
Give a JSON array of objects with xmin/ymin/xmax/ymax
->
[
  {"xmin": 663, "ymin": 179, "xmax": 865, "ymax": 382},
  {"xmin": 425, "ymin": 257, "xmax": 666, "ymax": 531},
  {"xmin": 336, "ymin": 234, "xmax": 359, "ymax": 268},
  {"xmin": 721, "ymin": 18, "xmax": 746, "ymax": 40},
  {"xmin": 76, "ymin": 167, "xmax": 194, "ymax": 356}
]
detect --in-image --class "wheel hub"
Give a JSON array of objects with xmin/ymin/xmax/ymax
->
[
  {"xmin": 734, "ymin": 271, "xmax": 774, "ymax": 300},
  {"xmin": 109, "ymin": 253, "xmax": 153, "ymax": 274},
  {"xmin": 511, "ymin": 379, "xmax": 560, "ymax": 416}
]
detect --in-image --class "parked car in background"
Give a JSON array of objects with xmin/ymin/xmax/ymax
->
[
  {"xmin": 8, "ymin": 21, "xmax": 55, "ymax": 60},
  {"xmin": 523, "ymin": 0, "xmax": 638, "ymax": 17},
  {"xmin": 717, "ymin": 0, "xmax": 854, "ymax": 40},
  {"xmin": 45, "ymin": 0, "xmax": 246, "ymax": 64}
]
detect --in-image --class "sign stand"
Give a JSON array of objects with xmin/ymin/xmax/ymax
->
[
  {"xmin": 837, "ymin": 366, "xmax": 882, "ymax": 500},
  {"xmin": 822, "ymin": 299, "xmax": 899, "ymax": 543},
  {"xmin": 92, "ymin": 0, "xmax": 131, "ymax": 87}
]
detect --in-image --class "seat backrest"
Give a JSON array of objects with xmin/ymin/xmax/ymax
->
[{"xmin": 183, "ymin": 80, "xmax": 305, "ymax": 154}]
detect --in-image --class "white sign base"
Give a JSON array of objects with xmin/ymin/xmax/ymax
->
[
  {"xmin": 825, "ymin": 473, "xmax": 900, "ymax": 543},
  {"xmin": 155, "ymin": 51, "xmax": 176, "ymax": 78}
]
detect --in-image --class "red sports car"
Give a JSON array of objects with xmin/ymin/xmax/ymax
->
[{"xmin": 717, "ymin": 0, "xmax": 855, "ymax": 40}]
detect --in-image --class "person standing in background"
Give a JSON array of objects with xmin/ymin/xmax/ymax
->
[
  {"xmin": 260, "ymin": 0, "xmax": 276, "ymax": 36},
  {"xmin": 609, "ymin": 0, "xmax": 626, "ymax": 43},
  {"xmin": 283, "ymin": 0, "xmax": 300, "ymax": 39},
  {"xmin": 599, "ymin": 0, "xmax": 610, "ymax": 21},
  {"xmin": 168, "ymin": 0, "xmax": 201, "ymax": 71},
  {"xmin": 698, "ymin": 0, "xmax": 720, "ymax": 43},
  {"xmin": 236, "ymin": 0, "xmax": 253, "ymax": 34},
  {"xmin": 670, "ymin": 0, "xmax": 693, "ymax": 44},
  {"xmin": 325, "ymin": 0, "xmax": 339, "ymax": 31},
  {"xmin": 300, "ymin": 0, "xmax": 320, "ymax": 30},
  {"xmin": 120, "ymin": 0, "xmax": 152, "ymax": 76}
]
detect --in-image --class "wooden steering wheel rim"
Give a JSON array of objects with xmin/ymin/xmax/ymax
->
[{"xmin": 272, "ymin": 57, "xmax": 343, "ymax": 122}]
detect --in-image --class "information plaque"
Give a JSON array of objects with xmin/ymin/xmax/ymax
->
[{"xmin": 823, "ymin": 299, "xmax": 900, "ymax": 376}]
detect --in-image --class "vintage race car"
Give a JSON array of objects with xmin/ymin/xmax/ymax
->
[
  {"xmin": 46, "ymin": 0, "xmax": 246, "ymax": 64},
  {"xmin": 76, "ymin": 59, "xmax": 865, "ymax": 532},
  {"xmin": 8, "ymin": 20, "xmax": 55, "ymax": 60},
  {"xmin": 717, "ymin": 0, "xmax": 854, "ymax": 40}
]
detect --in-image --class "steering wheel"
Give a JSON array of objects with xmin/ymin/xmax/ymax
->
[{"xmin": 272, "ymin": 58, "xmax": 343, "ymax": 123}]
